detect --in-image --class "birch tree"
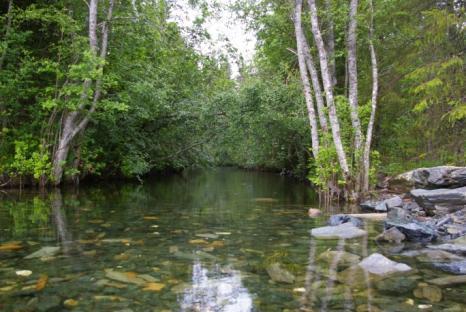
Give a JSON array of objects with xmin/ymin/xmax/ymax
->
[
  {"xmin": 324, "ymin": 0, "xmax": 336, "ymax": 88},
  {"xmin": 347, "ymin": 0, "xmax": 363, "ymax": 153},
  {"xmin": 362, "ymin": 0, "xmax": 378, "ymax": 192},
  {"xmin": 52, "ymin": 0, "xmax": 115, "ymax": 185},
  {"xmin": 293, "ymin": 0, "xmax": 320, "ymax": 157},
  {"xmin": 301, "ymin": 33, "xmax": 328, "ymax": 132},
  {"xmin": 307, "ymin": 0, "xmax": 350, "ymax": 177}
]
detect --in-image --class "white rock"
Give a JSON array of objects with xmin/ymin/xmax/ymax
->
[
  {"xmin": 16, "ymin": 270, "xmax": 32, "ymax": 277},
  {"xmin": 358, "ymin": 253, "xmax": 411, "ymax": 276},
  {"xmin": 310, "ymin": 222, "xmax": 367, "ymax": 239},
  {"xmin": 24, "ymin": 246, "xmax": 60, "ymax": 259}
]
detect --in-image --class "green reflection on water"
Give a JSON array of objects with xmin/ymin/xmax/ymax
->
[{"xmin": 0, "ymin": 168, "xmax": 464, "ymax": 311}]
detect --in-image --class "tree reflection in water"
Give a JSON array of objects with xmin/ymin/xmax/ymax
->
[
  {"xmin": 301, "ymin": 229, "xmax": 374, "ymax": 311},
  {"xmin": 179, "ymin": 260, "xmax": 253, "ymax": 312},
  {"xmin": 50, "ymin": 189, "xmax": 73, "ymax": 254}
]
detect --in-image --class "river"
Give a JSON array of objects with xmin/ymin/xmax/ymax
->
[{"xmin": 0, "ymin": 168, "xmax": 464, "ymax": 311}]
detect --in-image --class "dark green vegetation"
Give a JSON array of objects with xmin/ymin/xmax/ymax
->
[
  {"xmin": 0, "ymin": 0, "xmax": 464, "ymax": 189},
  {"xmin": 235, "ymin": 0, "xmax": 465, "ymax": 186},
  {"xmin": 1, "ymin": 169, "xmax": 465, "ymax": 311}
]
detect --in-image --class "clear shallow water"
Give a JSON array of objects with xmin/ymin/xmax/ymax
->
[{"xmin": 0, "ymin": 168, "xmax": 465, "ymax": 311}]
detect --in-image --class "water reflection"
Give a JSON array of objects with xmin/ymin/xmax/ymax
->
[
  {"xmin": 180, "ymin": 261, "xmax": 253, "ymax": 312},
  {"xmin": 301, "ymin": 232, "xmax": 374, "ymax": 312},
  {"xmin": 50, "ymin": 189, "xmax": 73, "ymax": 254}
]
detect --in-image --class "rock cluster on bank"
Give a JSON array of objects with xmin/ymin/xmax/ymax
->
[
  {"xmin": 360, "ymin": 166, "xmax": 466, "ymax": 244},
  {"xmin": 361, "ymin": 166, "xmax": 466, "ymax": 276}
]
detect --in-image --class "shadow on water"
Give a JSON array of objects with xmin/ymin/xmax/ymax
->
[{"xmin": 0, "ymin": 168, "xmax": 464, "ymax": 311}]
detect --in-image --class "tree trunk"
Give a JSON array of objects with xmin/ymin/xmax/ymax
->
[
  {"xmin": 301, "ymin": 32, "xmax": 328, "ymax": 132},
  {"xmin": 52, "ymin": 0, "xmax": 114, "ymax": 185},
  {"xmin": 324, "ymin": 0, "xmax": 336, "ymax": 88},
  {"xmin": 362, "ymin": 0, "xmax": 378, "ymax": 192},
  {"xmin": 52, "ymin": 112, "xmax": 74, "ymax": 184},
  {"xmin": 347, "ymin": 0, "xmax": 363, "ymax": 153},
  {"xmin": 294, "ymin": 0, "xmax": 320, "ymax": 157},
  {"xmin": 307, "ymin": 0, "xmax": 350, "ymax": 176}
]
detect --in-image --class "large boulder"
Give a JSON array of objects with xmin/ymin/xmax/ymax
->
[
  {"xmin": 389, "ymin": 166, "xmax": 466, "ymax": 191},
  {"xmin": 386, "ymin": 221, "xmax": 437, "ymax": 243},
  {"xmin": 410, "ymin": 187, "xmax": 466, "ymax": 216},
  {"xmin": 385, "ymin": 207, "xmax": 437, "ymax": 242}
]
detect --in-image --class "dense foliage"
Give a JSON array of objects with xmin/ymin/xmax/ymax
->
[
  {"xmin": 0, "ymin": 0, "xmax": 233, "ymax": 185},
  {"xmin": 0, "ymin": 0, "xmax": 464, "ymax": 188},
  {"xmin": 216, "ymin": 0, "xmax": 464, "ymax": 182}
]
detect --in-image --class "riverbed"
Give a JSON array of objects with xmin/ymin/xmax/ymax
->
[{"xmin": 0, "ymin": 168, "xmax": 465, "ymax": 311}]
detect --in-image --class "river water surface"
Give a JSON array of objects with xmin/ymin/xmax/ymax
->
[{"xmin": 0, "ymin": 168, "xmax": 465, "ymax": 311}]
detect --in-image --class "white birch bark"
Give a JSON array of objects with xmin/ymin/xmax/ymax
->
[
  {"xmin": 362, "ymin": 0, "xmax": 378, "ymax": 192},
  {"xmin": 301, "ymin": 32, "xmax": 328, "ymax": 132},
  {"xmin": 307, "ymin": 0, "xmax": 350, "ymax": 175},
  {"xmin": 294, "ymin": 0, "xmax": 319, "ymax": 157},
  {"xmin": 324, "ymin": 0, "xmax": 336, "ymax": 87},
  {"xmin": 347, "ymin": 0, "xmax": 363, "ymax": 152}
]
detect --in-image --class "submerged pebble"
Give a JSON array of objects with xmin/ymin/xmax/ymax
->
[{"xmin": 15, "ymin": 270, "xmax": 32, "ymax": 277}]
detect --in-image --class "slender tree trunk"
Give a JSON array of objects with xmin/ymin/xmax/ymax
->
[
  {"xmin": 324, "ymin": 0, "xmax": 336, "ymax": 88},
  {"xmin": 52, "ymin": 0, "xmax": 115, "ymax": 185},
  {"xmin": 362, "ymin": 0, "xmax": 378, "ymax": 192},
  {"xmin": 347, "ymin": 0, "xmax": 363, "ymax": 153},
  {"xmin": 301, "ymin": 33, "xmax": 328, "ymax": 132},
  {"xmin": 307, "ymin": 0, "xmax": 349, "ymax": 176},
  {"xmin": 52, "ymin": 112, "xmax": 75, "ymax": 183},
  {"xmin": 294, "ymin": 0, "xmax": 320, "ymax": 157}
]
